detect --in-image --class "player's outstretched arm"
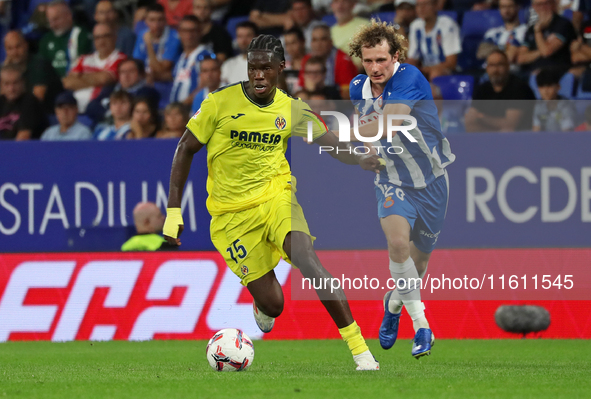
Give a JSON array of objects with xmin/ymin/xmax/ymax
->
[
  {"xmin": 314, "ymin": 131, "xmax": 384, "ymax": 173},
  {"xmin": 163, "ymin": 129, "xmax": 204, "ymax": 246}
]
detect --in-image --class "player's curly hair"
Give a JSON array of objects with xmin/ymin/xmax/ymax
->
[
  {"xmin": 247, "ymin": 34, "xmax": 285, "ymax": 62},
  {"xmin": 349, "ymin": 19, "xmax": 408, "ymax": 62}
]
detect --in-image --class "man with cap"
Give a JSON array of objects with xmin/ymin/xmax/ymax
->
[
  {"xmin": 40, "ymin": 92, "xmax": 92, "ymax": 140},
  {"xmin": 393, "ymin": 0, "xmax": 417, "ymax": 39}
]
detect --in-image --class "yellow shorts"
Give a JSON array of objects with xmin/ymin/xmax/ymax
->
[{"xmin": 210, "ymin": 182, "xmax": 312, "ymax": 286}]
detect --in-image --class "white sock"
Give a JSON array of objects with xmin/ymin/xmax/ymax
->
[
  {"xmin": 389, "ymin": 257, "xmax": 429, "ymax": 330},
  {"xmin": 418, "ymin": 264, "xmax": 428, "ymax": 279}
]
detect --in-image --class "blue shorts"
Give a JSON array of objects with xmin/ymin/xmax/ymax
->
[{"xmin": 375, "ymin": 173, "xmax": 449, "ymax": 254}]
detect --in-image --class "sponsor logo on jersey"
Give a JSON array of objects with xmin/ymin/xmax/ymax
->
[
  {"xmin": 230, "ymin": 130, "xmax": 282, "ymax": 145},
  {"xmin": 275, "ymin": 115, "xmax": 286, "ymax": 130}
]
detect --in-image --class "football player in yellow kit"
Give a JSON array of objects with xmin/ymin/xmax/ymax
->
[{"xmin": 163, "ymin": 35, "xmax": 382, "ymax": 370}]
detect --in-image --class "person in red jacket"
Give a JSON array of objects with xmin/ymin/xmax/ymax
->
[{"xmin": 298, "ymin": 23, "xmax": 358, "ymax": 99}]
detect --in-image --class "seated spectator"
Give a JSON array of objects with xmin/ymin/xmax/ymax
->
[
  {"xmin": 301, "ymin": 56, "xmax": 342, "ymax": 99},
  {"xmin": 85, "ymin": 58, "xmax": 160, "ymax": 124},
  {"xmin": 94, "ymin": 0, "xmax": 136, "ymax": 57},
  {"xmin": 283, "ymin": 0, "xmax": 320, "ymax": 51},
  {"xmin": 3, "ymin": 31, "xmax": 63, "ymax": 114},
  {"xmin": 41, "ymin": 92, "xmax": 92, "ymax": 140},
  {"xmin": 39, "ymin": 0, "xmax": 93, "ymax": 78},
  {"xmin": 284, "ymin": 28, "xmax": 307, "ymax": 94},
  {"xmin": 393, "ymin": 0, "xmax": 417, "ymax": 40},
  {"xmin": 298, "ymin": 24, "xmax": 358, "ymax": 99},
  {"xmin": 156, "ymin": 102, "xmax": 189, "ymax": 138},
  {"xmin": 128, "ymin": 97, "xmax": 159, "ymax": 139},
  {"xmin": 330, "ymin": 0, "xmax": 369, "ymax": 67},
  {"xmin": 133, "ymin": 4, "xmax": 182, "ymax": 84},
  {"xmin": 465, "ymin": 50, "xmax": 536, "ymax": 132},
  {"xmin": 158, "ymin": 0, "xmax": 193, "ymax": 28},
  {"xmin": 62, "ymin": 23, "xmax": 127, "ymax": 113},
  {"xmin": 478, "ymin": 0, "xmax": 526, "ymax": 65},
  {"xmin": 517, "ymin": 0, "xmax": 576, "ymax": 73},
  {"xmin": 170, "ymin": 15, "xmax": 215, "ymax": 105},
  {"xmin": 406, "ymin": 0, "xmax": 461, "ymax": 80},
  {"xmin": 121, "ymin": 202, "xmax": 171, "ymax": 251},
  {"xmin": 532, "ymin": 68, "xmax": 576, "ymax": 132},
  {"xmin": 249, "ymin": 0, "xmax": 291, "ymax": 37},
  {"xmin": 575, "ymin": 104, "xmax": 591, "ymax": 131},
  {"xmin": 0, "ymin": 66, "xmax": 47, "ymax": 140},
  {"xmin": 192, "ymin": 57, "xmax": 222, "ymax": 114},
  {"xmin": 221, "ymin": 21, "xmax": 259, "ymax": 84},
  {"xmin": 194, "ymin": 0, "xmax": 234, "ymax": 62},
  {"xmin": 93, "ymin": 90, "xmax": 133, "ymax": 140}
]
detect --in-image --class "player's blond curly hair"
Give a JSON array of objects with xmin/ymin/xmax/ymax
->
[{"xmin": 349, "ymin": 19, "xmax": 408, "ymax": 62}]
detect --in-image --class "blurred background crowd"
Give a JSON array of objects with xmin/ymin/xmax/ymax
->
[{"xmin": 1, "ymin": 0, "xmax": 590, "ymax": 141}]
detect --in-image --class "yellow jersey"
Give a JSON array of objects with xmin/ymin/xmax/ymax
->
[{"xmin": 186, "ymin": 82, "xmax": 328, "ymax": 215}]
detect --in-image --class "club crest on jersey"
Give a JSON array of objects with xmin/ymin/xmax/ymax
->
[
  {"xmin": 275, "ymin": 115, "xmax": 286, "ymax": 130},
  {"xmin": 241, "ymin": 265, "xmax": 249, "ymax": 275}
]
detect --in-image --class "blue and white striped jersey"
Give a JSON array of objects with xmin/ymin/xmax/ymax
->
[
  {"xmin": 349, "ymin": 63, "xmax": 455, "ymax": 189},
  {"xmin": 483, "ymin": 24, "xmax": 527, "ymax": 49},
  {"xmin": 170, "ymin": 44, "xmax": 215, "ymax": 103},
  {"xmin": 407, "ymin": 16, "xmax": 461, "ymax": 67}
]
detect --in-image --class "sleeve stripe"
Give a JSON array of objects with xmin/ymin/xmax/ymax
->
[{"xmin": 303, "ymin": 109, "xmax": 329, "ymax": 131}]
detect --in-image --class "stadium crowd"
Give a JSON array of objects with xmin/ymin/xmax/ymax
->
[{"xmin": 1, "ymin": 0, "xmax": 591, "ymax": 140}]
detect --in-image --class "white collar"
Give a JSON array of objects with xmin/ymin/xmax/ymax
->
[{"xmin": 362, "ymin": 62, "xmax": 400, "ymax": 99}]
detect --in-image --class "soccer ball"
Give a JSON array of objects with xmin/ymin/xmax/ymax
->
[{"xmin": 206, "ymin": 328, "xmax": 254, "ymax": 371}]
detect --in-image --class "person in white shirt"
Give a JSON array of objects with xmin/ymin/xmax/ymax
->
[
  {"xmin": 406, "ymin": 0, "xmax": 461, "ymax": 80},
  {"xmin": 62, "ymin": 23, "xmax": 127, "ymax": 112},
  {"xmin": 221, "ymin": 21, "xmax": 258, "ymax": 85}
]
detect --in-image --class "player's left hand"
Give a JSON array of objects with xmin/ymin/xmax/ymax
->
[{"xmin": 359, "ymin": 154, "xmax": 386, "ymax": 173}]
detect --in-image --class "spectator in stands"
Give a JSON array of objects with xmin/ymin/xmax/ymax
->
[
  {"xmin": 465, "ymin": 50, "xmax": 536, "ymax": 132},
  {"xmin": 39, "ymin": 0, "xmax": 93, "ymax": 78},
  {"xmin": 62, "ymin": 23, "xmax": 127, "ymax": 113},
  {"xmin": 575, "ymin": 104, "xmax": 591, "ymax": 131},
  {"xmin": 0, "ymin": 66, "xmax": 47, "ymax": 140},
  {"xmin": 170, "ymin": 15, "xmax": 215, "ymax": 105},
  {"xmin": 330, "ymin": 0, "xmax": 369, "ymax": 67},
  {"xmin": 158, "ymin": 0, "xmax": 193, "ymax": 28},
  {"xmin": 191, "ymin": 57, "xmax": 222, "ymax": 114},
  {"xmin": 301, "ymin": 56, "xmax": 342, "ymax": 99},
  {"xmin": 284, "ymin": 27, "xmax": 307, "ymax": 94},
  {"xmin": 406, "ymin": 0, "xmax": 461, "ymax": 80},
  {"xmin": 283, "ymin": 0, "xmax": 319, "ymax": 50},
  {"xmin": 477, "ymin": 0, "xmax": 526, "ymax": 64},
  {"xmin": 249, "ymin": 0, "xmax": 291, "ymax": 36},
  {"xmin": 85, "ymin": 59, "xmax": 160, "ymax": 124},
  {"xmin": 128, "ymin": 97, "xmax": 159, "ymax": 139},
  {"xmin": 121, "ymin": 202, "xmax": 170, "ymax": 251},
  {"xmin": 517, "ymin": 0, "xmax": 576, "ymax": 73},
  {"xmin": 156, "ymin": 102, "xmax": 189, "ymax": 138},
  {"xmin": 221, "ymin": 21, "xmax": 259, "ymax": 84},
  {"xmin": 93, "ymin": 90, "xmax": 133, "ymax": 140},
  {"xmin": 3, "ymin": 31, "xmax": 63, "ymax": 114},
  {"xmin": 41, "ymin": 91, "xmax": 92, "ymax": 140},
  {"xmin": 393, "ymin": 0, "xmax": 417, "ymax": 39},
  {"xmin": 133, "ymin": 4, "xmax": 182, "ymax": 84},
  {"xmin": 532, "ymin": 68, "xmax": 576, "ymax": 131},
  {"xmin": 298, "ymin": 24, "xmax": 358, "ymax": 98},
  {"xmin": 194, "ymin": 0, "xmax": 234, "ymax": 62},
  {"xmin": 94, "ymin": 0, "xmax": 136, "ymax": 57}
]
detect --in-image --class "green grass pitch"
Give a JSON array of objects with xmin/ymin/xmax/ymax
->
[{"xmin": 1, "ymin": 340, "xmax": 590, "ymax": 398}]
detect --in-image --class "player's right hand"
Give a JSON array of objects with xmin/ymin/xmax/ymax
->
[
  {"xmin": 359, "ymin": 154, "xmax": 386, "ymax": 173},
  {"xmin": 163, "ymin": 208, "xmax": 184, "ymax": 246}
]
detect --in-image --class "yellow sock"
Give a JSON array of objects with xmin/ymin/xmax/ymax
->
[{"xmin": 339, "ymin": 321, "xmax": 369, "ymax": 356}]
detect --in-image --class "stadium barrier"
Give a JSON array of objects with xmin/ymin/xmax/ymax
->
[{"xmin": 0, "ymin": 251, "xmax": 590, "ymax": 342}]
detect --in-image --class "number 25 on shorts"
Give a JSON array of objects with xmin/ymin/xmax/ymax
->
[{"xmin": 227, "ymin": 239, "xmax": 248, "ymax": 263}]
